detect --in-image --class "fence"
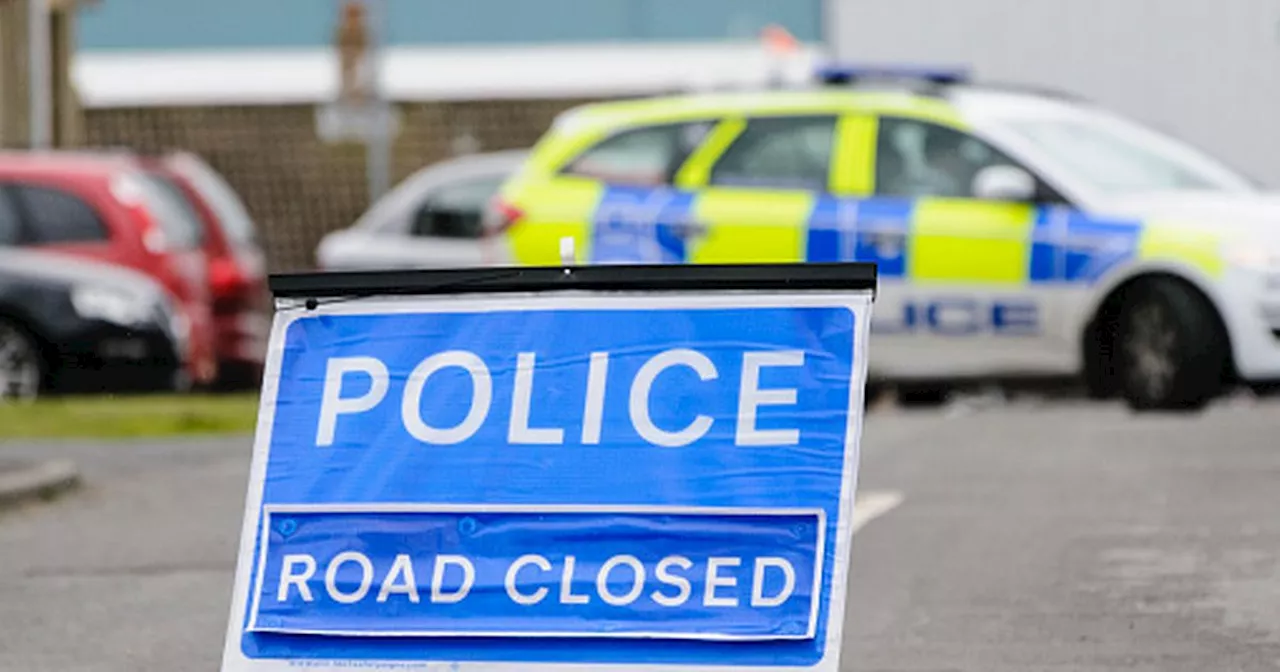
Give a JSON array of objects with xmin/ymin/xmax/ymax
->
[{"xmin": 81, "ymin": 98, "xmax": 598, "ymax": 272}]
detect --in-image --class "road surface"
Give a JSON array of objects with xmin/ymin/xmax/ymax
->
[{"xmin": 0, "ymin": 398, "xmax": 1277, "ymax": 671}]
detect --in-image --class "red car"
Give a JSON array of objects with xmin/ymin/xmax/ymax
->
[
  {"xmin": 0, "ymin": 151, "xmax": 218, "ymax": 388},
  {"xmin": 141, "ymin": 152, "xmax": 270, "ymax": 389}
]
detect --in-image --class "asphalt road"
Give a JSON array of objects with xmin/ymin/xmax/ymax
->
[{"xmin": 1, "ymin": 397, "xmax": 1278, "ymax": 671}]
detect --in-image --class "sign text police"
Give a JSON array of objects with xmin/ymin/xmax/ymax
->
[{"xmin": 317, "ymin": 347, "xmax": 807, "ymax": 449}]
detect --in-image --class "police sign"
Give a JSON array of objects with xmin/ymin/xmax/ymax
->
[{"xmin": 221, "ymin": 263, "xmax": 877, "ymax": 671}]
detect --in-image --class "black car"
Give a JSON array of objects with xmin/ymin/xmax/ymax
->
[{"xmin": 0, "ymin": 248, "xmax": 189, "ymax": 400}]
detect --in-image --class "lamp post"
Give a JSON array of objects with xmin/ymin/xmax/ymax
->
[
  {"xmin": 324, "ymin": 0, "xmax": 394, "ymax": 202},
  {"xmin": 27, "ymin": 0, "xmax": 51, "ymax": 149},
  {"xmin": 363, "ymin": 0, "xmax": 391, "ymax": 202}
]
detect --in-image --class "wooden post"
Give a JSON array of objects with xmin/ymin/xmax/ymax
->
[
  {"xmin": 0, "ymin": 0, "xmax": 32, "ymax": 147},
  {"xmin": 0, "ymin": 0, "xmax": 88, "ymax": 148}
]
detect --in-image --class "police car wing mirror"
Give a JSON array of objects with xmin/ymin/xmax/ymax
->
[{"xmin": 972, "ymin": 165, "xmax": 1036, "ymax": 202}]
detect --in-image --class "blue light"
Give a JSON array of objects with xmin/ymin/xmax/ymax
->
[{"xmin": 816, "ymin": 63, "xmax": 970, "ymax": 86}]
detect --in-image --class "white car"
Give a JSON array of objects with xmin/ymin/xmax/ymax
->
[
  {"xmin": 485, "ymin": 67, "xmax": 1280, "ymax": 411},
  {"xmin": 316, "ymin": 150, "xmax": 527, "ymax": 271}
]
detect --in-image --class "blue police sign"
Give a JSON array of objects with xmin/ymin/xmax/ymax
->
[{"xmin": 221, "ymin": 264, "xmax": 877, "ymax": 672}]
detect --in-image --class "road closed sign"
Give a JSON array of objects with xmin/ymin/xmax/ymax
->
[{"xmin": 221, "ymin": 263, "xmax": 877, "ymax": 672}]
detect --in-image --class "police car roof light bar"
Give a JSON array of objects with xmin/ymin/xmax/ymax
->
[{"xmin": 816, "ymin": 63, "xmax": 971, "ymax": 87}]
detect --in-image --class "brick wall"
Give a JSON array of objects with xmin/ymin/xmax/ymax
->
[{"xmin": 82, "ymin": 98, "xmax": 598, "ymax": 271}]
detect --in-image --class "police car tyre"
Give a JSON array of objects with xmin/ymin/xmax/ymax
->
[
  {"xmin": 0, "ymin": 318, "xmax": 42, "ymax": 401},
  {"xmin": 1083, "ymin": 316, "xmax": 1120, "ymax": 400},
  {"xmin": 1116, "ymin": 279, "xmax": 1226, "ymax": 412}
]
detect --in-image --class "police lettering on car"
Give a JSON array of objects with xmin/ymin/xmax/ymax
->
[{"xmin": 873, "ymin": 297, "xmax": 1039, "ymax": 336}]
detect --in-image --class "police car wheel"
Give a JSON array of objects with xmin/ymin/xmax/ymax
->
[
  {"xmin": 1082, "ymin": 317, "xmax": 1119, "ymax": 399},
  {"xmin": 1116, "ymin": 280, "xmax": 1224, "ymax": 412}
]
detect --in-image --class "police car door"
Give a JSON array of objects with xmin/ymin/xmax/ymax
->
[
  {"xmin": 565, "ymin": 121, "xmax": 716, "ymax": 264},
  {"xmin": 861, "ymin": 115, "xmax": 1063, "ymax": 378},
  {"xmin": 674, "ymin": 114, "xmax": 840, "ymax": 264}
]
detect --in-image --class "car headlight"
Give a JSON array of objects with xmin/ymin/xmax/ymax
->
[{"xmin": 71, "ymin": 286, "xmax": 159, "ymax": 327}]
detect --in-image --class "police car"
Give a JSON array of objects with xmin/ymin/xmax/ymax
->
[{"xmin": 483, "ymin": 65, "xmax": 1280, "ymax": 412}]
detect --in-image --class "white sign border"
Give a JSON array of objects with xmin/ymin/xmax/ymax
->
[{"xmin": 221, "ymin": 288, "xmax": 875, "ymax": 672}]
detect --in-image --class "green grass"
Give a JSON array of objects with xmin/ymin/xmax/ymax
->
[{"xmin": 0, "ymin": 393, "xmax": 262, "ymax": 439}]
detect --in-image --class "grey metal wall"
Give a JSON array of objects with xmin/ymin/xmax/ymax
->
[{"xmin": 828, "ymin": 0, "xmax": 1280, "ymax": 186}]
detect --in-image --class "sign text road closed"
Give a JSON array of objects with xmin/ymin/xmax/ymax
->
[{"xmin": 253, "ymin": 507, "xmax": 822, "ymax": 639}]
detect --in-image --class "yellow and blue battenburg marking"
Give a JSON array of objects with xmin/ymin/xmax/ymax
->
[
  {"xmin": 580, "ymin": 185, "xmax": 1151, "ymax": 286},
  {"xmin": 809, "ymin": 197, "xmax": 1149, "ymax": 284},
  {"xmin": 1031, "ymin": 210, "xmax": 1144, "ymax": 284},
  {"xmin": 592, "ymin": 185, "xmax": 696, "ymax": 263},
  {"xmin": 806, "ymin": 196, "xmax": 911, "ymax": 278}
]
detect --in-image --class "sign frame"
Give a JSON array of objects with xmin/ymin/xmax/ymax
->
[
  {"xmin": 314, "ymin": 99, "xmax": 401, "ymax": 144},
  {"xmin": 222, "ymin": 262, "xmax": 878, "ymax": 672}
]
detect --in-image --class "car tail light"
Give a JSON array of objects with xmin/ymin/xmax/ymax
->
[
  {"xmin": 485, "ymin": 198, "xmax": 524, "ymax": 236},
  {"xmin": 211, "ymin": 255, "xmax": 259, "ymax": 315},
  {"xmin": 210, "ymin": 257, "xmax": 245, "ymax": 297}
]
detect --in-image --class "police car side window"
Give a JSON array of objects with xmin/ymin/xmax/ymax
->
[
  {"xmin": 875, "ymin": 117, "xmax": 1024, "ymax": 199},
  {"xmin": 562, "ymin": 122, "xmax": 713, "ymax": 186},
  {"xmin": 709, "ymin": 116, "xmax": 837, "ymax": 190}
]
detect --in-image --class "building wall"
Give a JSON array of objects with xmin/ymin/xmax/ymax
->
[
  {"xmin": 830, "ymin": 0, "xmax": 1280, "ymax": 186},
  {"xmin": 77, "ymin": 0, "xmax": 822, "ymax": 50}
]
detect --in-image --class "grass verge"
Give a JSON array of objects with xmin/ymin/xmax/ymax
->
[{"xmin": 0, "ymin": 393, "xmax": 260, "ymax": 439}]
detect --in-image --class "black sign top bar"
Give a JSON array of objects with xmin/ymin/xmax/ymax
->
[{"xmin": 270, "ymin": 263, "xmax": 878, "ymax": 301}]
